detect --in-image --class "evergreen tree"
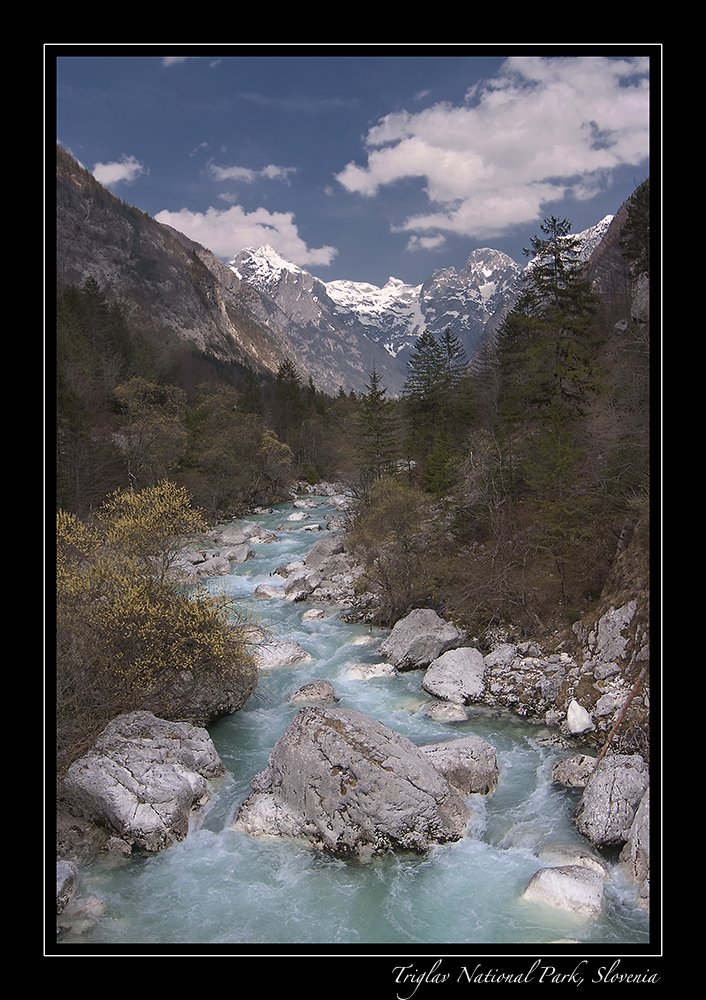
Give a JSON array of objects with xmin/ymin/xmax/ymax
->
[
  {"xmin": 497, "ymin": 215, "xmax": 603, "ymax": 426},
  {"xmin": 439, "ymin": 327, "xmax": 467, "ymax": 392},
  {"xmin": 495, "ymin": 216, "xmax": 606, "ymax": 605},
  {"xmin": 402, "ymin": 329, "xmax": 446, "ymax": 458},
  {"xmin": 270, "ymin": 357, "xmax": 303, "ymax": 444},
  {"xmin": 355, "ymin": 367, "xmax": 400, "ymax": 482}
]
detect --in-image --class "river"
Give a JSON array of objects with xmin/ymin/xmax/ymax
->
[{"xmin": 56, "ymin": 494, "xmax": 650, "ymax": 949}]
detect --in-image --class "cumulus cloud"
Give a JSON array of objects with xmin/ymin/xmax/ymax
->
[
  {"xmin": 92, "ymin": 154, "xmax": 148, "ymax": 188},
  {"xmin": 335, "ymin": 55, "xmax": 649, "ymax": 244},
  {"xmin": 154, "ymin": 204, "xmax": 337, "ymax": 268}
]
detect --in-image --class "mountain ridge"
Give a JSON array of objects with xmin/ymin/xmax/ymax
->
[{"xmin": 56, "ymin": 143, "xmax": 617, "ymax": 396}]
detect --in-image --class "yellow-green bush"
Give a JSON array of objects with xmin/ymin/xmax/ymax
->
[{"xmin": 56, "ymin": 481, "xmax": 257, "ymax": 773}]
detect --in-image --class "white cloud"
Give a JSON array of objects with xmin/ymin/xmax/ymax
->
[
  {"xmin": 154, "ymin": 204, "xmax": 337, "ymax": 268},
  {"xmin": 405, "ymin": 233, "xmax": 447, "ymax": 252},
  {"xmin": 206, "ymin": 160, "xmax": 297, "ymax": 185},
  {"xmin": 335, "ymin": 55, "xmax": 649, "ymax": 244},
  {"xmin": 92, "ymin": 154, "xmax": 148, "ymax": 188}
]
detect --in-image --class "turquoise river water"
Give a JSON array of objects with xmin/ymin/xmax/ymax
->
[{"xmin": 55, "ymin": 495, "xmax": 651, "ymax": 950}]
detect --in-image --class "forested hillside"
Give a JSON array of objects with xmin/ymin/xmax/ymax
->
[{"xmin": 55, "ymin": 181, "xmax": 650, "ymax": 640}]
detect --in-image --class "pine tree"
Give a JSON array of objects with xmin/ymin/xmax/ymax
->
[
  {"xmin": 439, "ymin": 327, "xmax": 467, "ymax": 391},
  {"xmin": 497, "ymin": 215, "xmax": 603, "ymax": 426},
  {"xmin": 402, "ymin": 329, "xmax": 446, "ymax": 458},
  {"xmin": 355, "ymin": 367, "xmax": 400, "ymax": 482},
  {"xmin": 620, "ymin": 179, "xmax": 650, "ymax": 279},
  {"xmin": 495, "ymin": 216, "xmax": 606, "ymax": 605},
  {"xmin": 270, "ymin": 357, "xmax": 303, "ymax": 444}
]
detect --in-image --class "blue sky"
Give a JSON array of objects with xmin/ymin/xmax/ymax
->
[{"xmin": 54, "ymin": 47, "xmax": 654, "ymax": 289}]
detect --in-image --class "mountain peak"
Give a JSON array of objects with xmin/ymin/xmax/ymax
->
[{"xmin": 228, "ymin": 245, "xmax": 307, "ymax": 286}]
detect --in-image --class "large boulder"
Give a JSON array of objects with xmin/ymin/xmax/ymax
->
[
  {"xmin": 619, "ymin": 786, "xmax": 650, "ymax": 909},
  {"xmin": 574, "ymin": 754, "xmax": 649, "ymax": 847},
  {"xmin": 59, "ymin": 712, "xmax": 225, "ymax": 853},
  {"xmin": 422, "ymin": 647, "xmax": 486, "ymax": 704},
  {"xmin": 303, "ymin": 534, "xmax": 345, "ymax": 571},
  {"xmin": 378, "ymin": 609, "xmax": 467, "ymax": 671},
  {"xmin": 232, "ymin": 706, "xmax": 470, "ymax": 855},
  {"xmin": 419, "ymin": 735, "xmax": 499, "ymax": 795},
  {"xmin": 522, "ymin": 865, "xmax": 606, "ymax": 919}
]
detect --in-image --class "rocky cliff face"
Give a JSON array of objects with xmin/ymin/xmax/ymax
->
[{"xmin": 55, "ymin": 145, "xmax": 310, "ymax": 382}]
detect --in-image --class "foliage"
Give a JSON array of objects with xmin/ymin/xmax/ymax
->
[
  {"xmin": 355, "ymin": 367, "xmax": 401, "ymax": 482},
  {"xmin": 182, "ymin": 383, "xmax": 290, "ymax": 516},
  {"xmin": 402, "ymin": 327, "xmax": 476, "ymax": 492},
  {"xmin": 111, "ymin": 376, "xmax": 188, "ymax": 490},
  {"xmin": 348, "ymin": 477, "xmax": 448, "ymax": 625},
  {"xmin": 54, "ymin": 202, "xmax": 650, "ymax": 642},
  {"xmin": 56, "ymin": 483, "xmax": 257, "ymax": 774}
]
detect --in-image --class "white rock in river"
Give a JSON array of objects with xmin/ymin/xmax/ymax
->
[
  {"xmin": 253, "ymin": 640, "xmax": 312, "ymax": 670},
  {"xmin": 522, "ymin": 865, "xmax": 605, "ymax": 918},
  {"xmin": 422, "ymin": 647, "xmax": 486, "ymax": 704}
]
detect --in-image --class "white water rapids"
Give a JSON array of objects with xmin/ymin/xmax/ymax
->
[{"xmin": 56, "ymin": 495, "xmax": 650, "ymax": 948}]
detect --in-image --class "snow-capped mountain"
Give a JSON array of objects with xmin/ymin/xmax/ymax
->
[
  {"xmin": 227, "ymin": 216, "xmax": 615, "ymax": 394},
  {"xmin": 56, "ymin": 144, "xmax": 621, "ymax": 401},
  {"xmin": 419, "ymin": 248, "xmax": 523, "ymax": 361},
  {"xmin": 228, "ymin": 245, "xmax": 521, "ymax": 380},
  {"xmin": 228, "ymin": 246, "xmax": 412, "ymax": 394},
  {"xmin": 325, "ymin": 276, "xmax": 425, "ymax": 358}
]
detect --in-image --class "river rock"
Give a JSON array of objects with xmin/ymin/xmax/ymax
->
[
  {"xmin": 274, "ymin": 560, "xmax": 306, "ymax": 578},
  {"xmin": 57, "ymin": 860, "xmax": 79, "ymax": 913},
  {"xmin": 423, "ymin": 702, "xmax": 469, "ymax": 723},
  {"xmin": 303, "ymin": 534, "xmax": 345, "ymax": 569},
  {"xmin": 619, "ymin": 786, "xmax": 650, "ymax": 909},
  {"xmin": 290, "ymin": 680, "xmax": 339, "ymax": 703},
  {"xmin": 574, "ymin": 754, "xmax": 649, "ymax": 847},
  {"xmin": 214, "ymin": 524, "xmax": 249, "ymax": 546},
  {"xmin": 421, "ymin": 647, "xmax": 486, "ymax": 704},
  {"xmin": 378, "ymin": 609, "xmax": 467, "ymax": 671},
  {"xmin": 534, "ymin": 843, "xmax": 611, "ymax": 879},
  {"xmin": 342, "ymin": 661, "xmax": 396, "ymax": 679},
  {"xmin": 253, "ymin": 639, "xmax": 312, "ymax": 669},
  {"xmin": 419, "ymin": 735, "xmax": 499, "ymax": 795},
  {"xmin": 284, "ymin": 568, "xmax": 324, "ymax": 602},
  {"xmin": 242, "ymin": 522, "xmax": 278, "ymax": 543},
  {"xmin": 522, "ymin": 865, "xmax": 605, "ymax": 918},
  {"xmin": 552, "ymin": 754, "xmax": 597, "ymax": 788},
  {"xmin": 232, "ymin": 706, "xmax": 470, "ymax": 855},
  {"xmin": 326, "ymin": 515, "xmax": 350, "ymax": 531},
  {"xmin": 254, "ymin": 584, "xmax": 282, "ymax": 599},
  {"xmin": 60, "ymin": 712, "xmax": 225, "ymax": 853}
]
